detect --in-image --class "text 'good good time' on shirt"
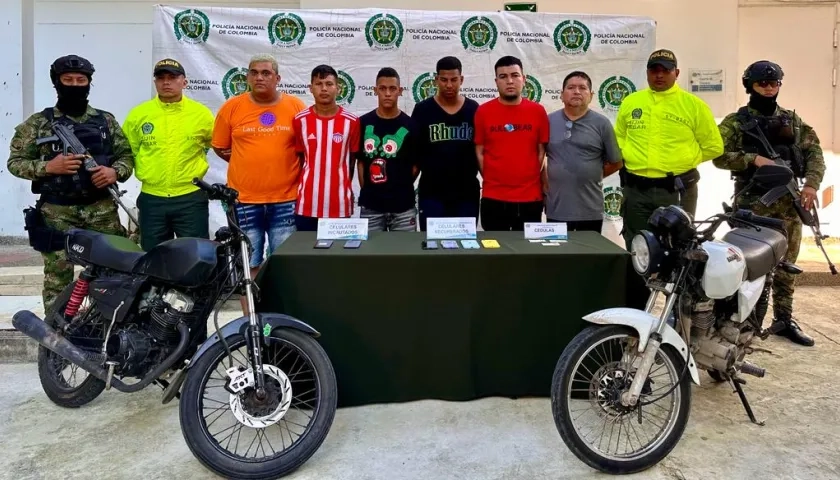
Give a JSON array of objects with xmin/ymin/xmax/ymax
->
[
  {"xmin": 545, "ymin": 109, "xmax": 622, "ymax": 221},
  {"xmin": 474, "ymin": 98, "xmax": 550, "ymax": 203},
  {"xmin": 410, "ymin": 96, "xmax": 480, "ymax": 202},
  {"xmin": 211, "ymin": 92, "xmax": 306, "ymax": 204},
  {"xmin": 356, "ymin": 110, "xmax": 420, "ymax": 213},
  {"xmin": 294, "ymin": 106, "xmax": 360, "ymax": 218}
]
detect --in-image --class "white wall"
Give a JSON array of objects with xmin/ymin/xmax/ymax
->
[
  {"xmin": 3, "ymin": 0, "xmax": 838, "ymax": 239},
  {"xmin": 1, "ymin": 0, "xmax": 27, "ymax": 239}
]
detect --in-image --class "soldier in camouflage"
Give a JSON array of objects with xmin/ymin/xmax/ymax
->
[
  {"xmin": 713, "ymin": 60, "xmax": 825, "ymax": 347},
  {"xmin": 7, "ymin": 54, "xmax": 135, "ymax": 311}
]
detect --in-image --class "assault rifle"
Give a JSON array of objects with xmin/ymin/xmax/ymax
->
[
  {"xmin": 740, "ymin": 118, "xmax": 837, "ymax": 275},
  {"xmin": 36, "ymin": 123, "xmax": 139, "ymax": 228}
]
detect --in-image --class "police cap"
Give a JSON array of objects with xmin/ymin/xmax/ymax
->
[{"xmin": 742, "ymin": 60, "xmax": 783, "ymax": 91}]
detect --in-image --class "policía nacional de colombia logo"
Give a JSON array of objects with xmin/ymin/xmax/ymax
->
[
  {"xmin": 460, "ymin": 16, "xmax": 498, "ymax": 52},
  {"xmin": 603, "ymin": 186, "xmax": 624, "ymax": 220},
  {"xmin": 412, "ymin": 72, "xmax": 437, "ymax": 103},
  {"xmin": 141, "ymin": 122, "xmax": 154, "ymax": 135},
  {"xmin": 173, "ymin": 9, "xmax": 210, "ymax": 44},
  {"xmin": 365, "ymin": 13, "xmax": 404, "ymax": 50},
  {"xmin": 523, "ymin": 75, "xmax": 543, "ymax": 102},
  {"xmin": 598, "ymin": 76, "xmax": 636, "ymax": 112},
  {"xmin": 336, "ymin": 70, "xmax": 356, "ymax": 105},
  {"xmin": 222, "ymin": 67, "xmax": 250, "ymax": 100},
  {"xmin": 268, "ymin": 12, "xmax": 306, "ymax": 47},
  {"xmin": 553, "ymin": 20, "xmax": 591, "ymax": 55}
]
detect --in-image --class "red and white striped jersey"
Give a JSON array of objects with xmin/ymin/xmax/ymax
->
[{"xmin": 294, "ymin": 106, "xmax": 360, "ymax": 218}]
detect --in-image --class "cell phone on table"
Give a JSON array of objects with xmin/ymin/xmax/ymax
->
[
  {"xmin": 314, "ymin": 240, "xmax": 333, "ymax": 249},
  {"xmin": 422, "ymin": 240, "xmax": 438, "ymax": 250},
  {"xmin": 344, "ymin": 240, "xmax": 362, "ymax": 249}
]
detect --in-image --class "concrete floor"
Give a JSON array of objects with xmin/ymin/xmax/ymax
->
[{"xmin": 1, "ymin": 287, "xmax": 839, "ymax": 480}]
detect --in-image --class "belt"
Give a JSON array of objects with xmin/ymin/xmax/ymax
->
[
  {"xmin": 620, "ymin": 168, "xmax": 700, "ymax": 194},
  {"xmin": 40, "ymin": 192, "xmax": 109, "ymax": 206}
]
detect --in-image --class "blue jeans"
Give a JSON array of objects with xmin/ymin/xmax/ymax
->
[
  {"xmin": 360, "ymin": 207, "xmax": 418, "ymax": 231},
  {"xmin": 418, "ymin": 197, "xmax": 480, "ymax": 232},
  {"xmin": 234, "ymin": 200, "xmax": 296, "ymax": 268}
]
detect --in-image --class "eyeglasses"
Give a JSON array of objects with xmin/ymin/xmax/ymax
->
[
  {"xmin": 564, "ymin": 120, "xmax": 573, "ymax": 139},
  {"xmin": 757, "ymin": 80, "xmax": 781, "ymax": 88}
]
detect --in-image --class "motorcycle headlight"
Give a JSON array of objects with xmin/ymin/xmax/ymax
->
[{"xmin": 630, "ymin": 231, "xmax": 664, "ymax": 276}]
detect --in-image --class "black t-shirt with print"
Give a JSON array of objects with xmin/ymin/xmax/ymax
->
[{"xmin": 356, "ymin": 110, "xmax": 419, "ymax": 213}]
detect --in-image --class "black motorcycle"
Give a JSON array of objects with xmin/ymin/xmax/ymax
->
[{"xmin": 13, "ymin": 178, "xmax": 338, "ymax": 479}]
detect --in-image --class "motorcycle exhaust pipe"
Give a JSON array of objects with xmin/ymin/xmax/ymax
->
[{"xmin": 12, "ymin": 310, "xmax": 114, "ymax": 384}]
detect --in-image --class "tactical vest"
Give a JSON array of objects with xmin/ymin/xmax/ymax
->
[
  {"xmin": 733, "ymin": 106, "xmax": 805, "ymax": 192},
  {"xmin": 32, "ymin": 107, "xmax": 115, "ymax": 205}
]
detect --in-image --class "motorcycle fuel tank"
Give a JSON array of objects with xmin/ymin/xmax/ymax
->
[{"xmin": 700, "ymin": 240, "xmax": 747, "ymax": 299}]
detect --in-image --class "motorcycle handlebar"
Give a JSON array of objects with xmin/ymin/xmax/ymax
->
[
  {"xmin": 731, "ymin": 209, "xmax": 786, "ymax": 232},
  {"xmin": 192, "ymin": 177, "xmax": 239, "ymax": 203}
]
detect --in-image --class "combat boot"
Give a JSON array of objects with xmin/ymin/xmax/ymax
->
[{"xmin": 771, "ymin": 315, "xmax": 815, "ymax": 347}]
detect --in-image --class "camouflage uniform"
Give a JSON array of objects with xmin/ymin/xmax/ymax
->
[
  {"xmin": 7, "ymin": 105, "xmax": 135, "ymax": 310},
  {"xmin": 714, "ymin": 104, "xmax": 824, "ymax": 345}
]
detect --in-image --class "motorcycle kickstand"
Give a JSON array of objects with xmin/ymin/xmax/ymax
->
[{"xmin": 729, "ymin": 375, "xmax": 766, "ymax": 426}]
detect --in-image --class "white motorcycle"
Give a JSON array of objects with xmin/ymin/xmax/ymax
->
[{"xmin": 550, "ymin": 164, "xmax": 802, "ymax": 474}]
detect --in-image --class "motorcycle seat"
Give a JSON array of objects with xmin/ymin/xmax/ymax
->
[
  {"xmin": 65, "ymin": 228, "xmax": 146, "ymax": 273},
  {"xmin": 721, "ymin": 226, "xmax": 789, "ymax": 281}
]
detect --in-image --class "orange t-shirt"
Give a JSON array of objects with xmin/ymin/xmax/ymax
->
[{"xmin": 211, "ymin": 92, "xmax": 306, "ymax": 204}]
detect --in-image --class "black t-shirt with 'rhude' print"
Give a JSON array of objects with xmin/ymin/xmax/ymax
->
[{"xmin": 356, "ymin": 110, "xmax": 419, "ymax": 213}]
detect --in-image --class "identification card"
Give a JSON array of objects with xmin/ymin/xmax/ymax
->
[
  {"xmin": 524, "ymin": 222, "xmax": 568, "ymax": 241},
  {"xmin": 317, "ymin": 218, "xmax": 369, "ymax": 240}
]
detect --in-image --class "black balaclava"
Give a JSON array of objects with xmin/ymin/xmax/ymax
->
[
  {"xmin": 55, "ymin": 82, "xmax": 91, "ymax": 117},
  {"xmin": 50, "ymin": 55, "xmax": 95, "ymax": 117},
  {"xmin": 748, "ymin": 91, "xmax": 777, "ymax": 116}
]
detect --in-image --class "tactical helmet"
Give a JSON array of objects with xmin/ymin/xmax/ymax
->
[
  {"xmin": 742, "ymin": 60, "xmax": 783, "ymax": 92},
  {"xmin": 50, "ymin": 55, "xmax": 95, "ymax": 84}
]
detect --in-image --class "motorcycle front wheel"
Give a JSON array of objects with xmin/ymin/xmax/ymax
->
[
  {"xmin": 178, "ymin": 327, "xmax": 338, "ymax": 479},
  {"xmin": 550, "ymin": 325, "xmax": 692, "ymax": 475}
]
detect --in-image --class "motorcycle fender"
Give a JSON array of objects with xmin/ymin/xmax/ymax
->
[
  {"xmin": 582, "ymin": 307, "xmax": 701, "ymax": 386},
  {"xmin": 187, "ymin": 313, "xmax": 321, "ymax": 367}
]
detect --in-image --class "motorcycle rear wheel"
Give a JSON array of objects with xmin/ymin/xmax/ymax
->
[
  {"xmin": 36, "ymin": 280, "xmax": 106, "ymax": 408},
  {"xmin": 178, "ymin": 327, "xmax": 337, "ymax": 479},
  {"xmin": 550, "ymin": 325, "xmax": 692, "ymax": 474}
]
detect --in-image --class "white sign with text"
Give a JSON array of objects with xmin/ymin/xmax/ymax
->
[
  {"xmin": 426, "ymin": 217, "xmax": 477, "ymax": 240},
  {"xmin": 524, "ymin": 222, "xmax": 568, "ymax": 240},
  {"xmin": 317, "ymin": 218, "xmax": 369, "ymax": 240}
]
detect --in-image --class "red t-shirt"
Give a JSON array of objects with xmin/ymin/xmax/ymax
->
[
  {"xmin": 474, "ymin": 98, "xmax": 549, "ymax": 202},
  {"xmin": 294, "ymin": 106, "xmax": 360, "ymax": 218}
]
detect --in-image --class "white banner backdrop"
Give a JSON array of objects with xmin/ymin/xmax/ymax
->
[{"xmin": 152, "ymin": 5, "xmax": 656, "ymax": 245}]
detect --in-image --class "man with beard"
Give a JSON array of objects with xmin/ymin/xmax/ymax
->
[
  {"xmin": 713, "ymin": 60, "xmax": 825, "ymax": 346},
  {"xmin": 545, "ymin": 71, "xmax": 622, "ymax": 233},
  {"xmin": 474, "ymin": 55, "xmax": 549, "ymax": 231},
  {"xmin": 7, "ymin": 54, "xmax": 135, "ymax": 311}
]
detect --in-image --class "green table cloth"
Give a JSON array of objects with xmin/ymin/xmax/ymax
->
[{"xmin": 254, "ymin": 230, "xmax": 630, "ymax": 408}]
